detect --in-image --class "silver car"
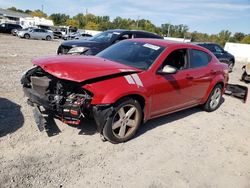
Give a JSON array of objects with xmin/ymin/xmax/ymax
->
[{"xmin": 18, "ymin": 28, "xmax": 53, "ymax": 40}]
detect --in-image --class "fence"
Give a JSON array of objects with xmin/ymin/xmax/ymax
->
[{"xmin": 224, "ymin": 42, "xmax": 250, "ymax": 63}]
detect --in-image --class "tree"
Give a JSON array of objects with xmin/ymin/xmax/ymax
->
[
  {"xmin": 241, "ymin": 35, "xmax": 250, "ymax": 44},
  {"xmin": 217, "ymin": 30, "xmax": 231, "ymax": 46},
  {"xmin": 229, "ymin": 32, "xmax": 246, "ymax": 43},
  {"xmin": 8, "ymin": 7, "xmax": 21, "ymax": 12},
  {"xmin": 49, "ymin": 13, "xmax": 69, "ymax": 26},
  {"xmin": 85, "ymin": 21, "xmax": 99, "ymax": 30},
  {"xmin": 66, "ymin": 19, "xmax": 78, "ymax": 28},
  {"xmin": 30, "ymin": 9, "xmax": 47, "ymax": 18}
]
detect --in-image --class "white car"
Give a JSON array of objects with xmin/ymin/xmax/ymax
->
[{"xmin": 18, "ymin": 28, "xmax": 53, "ymax": 40}]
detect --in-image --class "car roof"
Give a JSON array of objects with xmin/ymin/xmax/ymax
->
[
  {"xmin": 127, "ymin": 38, "xmax": 202, "ymax": 48},
  {"xmin": 192, "ymin": 42, "xmax": 218, "ymax": 45},
  {"xmin": 106, "ymin": 29, "xmax": 161, "ymax": 36}
]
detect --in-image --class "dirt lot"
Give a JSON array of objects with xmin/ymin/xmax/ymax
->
[{"xmin": 0, "ymin": 34, "xmax": 249, "ymax": 188}]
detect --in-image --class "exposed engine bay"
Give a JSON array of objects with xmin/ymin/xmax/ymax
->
[{"xmin": 21, "ymin": 66, "xmax": 93, "ymax": 128}]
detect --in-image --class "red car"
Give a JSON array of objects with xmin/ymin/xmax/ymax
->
[{"xmin": 21, "ymin": 39, "xmax": 229, "ymax": 143}]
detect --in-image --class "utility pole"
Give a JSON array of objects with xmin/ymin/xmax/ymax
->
[
  {"xmin": 167, "ymin": 24, "xmax": 171, "ymax": 37},
  {"xmin": 41, "ymin": 4, "xmax": 44, "ymax": 12},
  {"xmin": 136, "ymin": 16, "xmax": 140, "ymax": 28},
  {"xmin": 85, "ymin": 8, "xmax": 88, "ymax": 27}
]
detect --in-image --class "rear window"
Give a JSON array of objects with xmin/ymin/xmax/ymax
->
[{"xmin": 189, "ymin": 49, "xmax": 212, "ymax": 68}]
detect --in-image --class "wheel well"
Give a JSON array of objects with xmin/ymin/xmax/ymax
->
[
  {"xmin": 230, "ymin": 58, "xmax": 235, "ymax": 64},
  {"xmin": 116, "ymin": 94, "xmax": 145, "ymax": 110},
  {"xmin": 216, "ymin": 82, "xmax": 224, "ymax": 89}
]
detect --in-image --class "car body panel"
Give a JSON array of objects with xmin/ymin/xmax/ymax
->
[
  {"xmin": 33, "ymin": 55, "xmax": 141, "ymax": 82},
  {"xmin": 0, "ymin": 23, "xmax": 22, "ymax": 33},
  {"xmin": 22, "ymin": 38, "xmax": 229, "ymax": 131},
  {"xmin": 18, "ymin": 28, "xmax": 53, "ymax": 40},
  {"xmin": 57, "ymin": 29, "xmax": 163, "ymax": 55}
]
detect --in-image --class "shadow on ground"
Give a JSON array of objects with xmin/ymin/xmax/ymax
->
[
  {"xmin": 44, "ymin": 116, "xmax": 97, "ymax": 137},
  {"xmin": 40, "ymin": 97, "xmax": 225, "ymax": 139},
  {"xmin": 136, "ymin": 97, "xmax": 225, "ymax": 138},
  {"xmin": 0, "ymin": 97, "xmax": 24, "ymax": 137}
]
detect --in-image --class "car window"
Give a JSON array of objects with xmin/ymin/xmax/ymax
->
[
  {"xmin": 97, "ymin": 41, "xmax": 165, "ymax": 70},
  {"xmin": 114, "ymin": 33, "xmax": 132, "ymax": 43},
  {"xmin": 33, "ymin": 29, "xmax": 40, "ymax": 32},
  {"xmin": 134, "ymin": 32, "xmax": 148, "ymax": 38},
  {"xmin": 214, "ymin": 45, "xmax": 223, "ymax": 53},
  {"xmin": 161, "ymin": 49, "xmax": 188, "ymax": 70},
  {"xmin": 189, "ymin": 49, "xmax": 211, "ymax": 68},
  {"xmin": 89, "ymin": 31, "xmax": 119, "ymax": 43}
]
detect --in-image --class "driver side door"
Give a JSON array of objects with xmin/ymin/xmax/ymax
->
[{"xmin": 151, "ymin": 48, "xmax": 196, "ymax": 117}]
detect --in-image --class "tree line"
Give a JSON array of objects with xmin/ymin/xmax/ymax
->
[{"xmin": 7, "ymin": 7, "xmax": 250, "ymax": 46}]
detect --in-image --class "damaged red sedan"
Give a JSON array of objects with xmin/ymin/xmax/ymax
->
[{"xmin": 21, "ymin": 39, "xmax": 229, "ymax": 143}]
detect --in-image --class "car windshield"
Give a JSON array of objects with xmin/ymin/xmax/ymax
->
[
  {"xmin": 97, "ymin": 41, "xmax": 165, "ymax": 70},
  {"xmin": 89, "ymin": 31, "xmax": 120, "ymax": 43}
]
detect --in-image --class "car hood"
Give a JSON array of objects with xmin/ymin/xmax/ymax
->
[
  {"xmin": 61, "ymin": 40, "xmax": 102, "ymax": 47},
  {"xmin": 33, "ymin": 55, "xmax": 141, "ymax": 83}
]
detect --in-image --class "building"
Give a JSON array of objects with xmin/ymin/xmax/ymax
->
[{"xmin": 0, "ymin": 8, "xmax": 53, "ymax": 28}]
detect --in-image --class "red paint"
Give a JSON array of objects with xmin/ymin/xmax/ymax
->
[{"xmin": 33, "ymin": 39, "xmax": 228, "ymax": 122}]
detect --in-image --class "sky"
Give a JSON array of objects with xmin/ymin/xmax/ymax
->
[{"xmin": 0, "ymin": 0, "xmax": 250, "ymax": 34}]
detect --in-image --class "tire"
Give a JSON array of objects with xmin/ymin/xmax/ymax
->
[
  {"xmin": 241, "ymin": 72, "xmax": 250, "ymax": 83},
  {"xmin": 24, "ymin": 33, "xmax": 30, "ymax": 39},
  {"xmin": 228, "ymin": 61, "xmax": 234, "ymax": 72},
  {"xmin": 203, "ymin": 85, "xmax": 222, "ymax": 112},
  {"xmin": 46, "ymin": 36, "xmax": 52, "ymax": 41},
  {"xmin": 11, "ymin": 29, "xmax": 15, "ymax": 35},
  {"xmin": 102, "ymin": 98, "xmax": 142, "ymax": 143}
]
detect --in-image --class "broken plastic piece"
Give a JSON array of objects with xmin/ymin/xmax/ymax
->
[{"xmin": 225, "ymin": 84, "xmax": 248, "ymax": 103}]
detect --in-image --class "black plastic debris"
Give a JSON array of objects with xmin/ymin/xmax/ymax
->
[{"xmin": 225, "ymin": 84, "xmax": 248, "ymax": 103}]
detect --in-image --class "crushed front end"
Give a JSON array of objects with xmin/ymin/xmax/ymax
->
[{"xmin": 21, "ymin": 66, "xmax": 93, "ymax": 130}]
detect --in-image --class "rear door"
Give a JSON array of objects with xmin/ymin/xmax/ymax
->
[
  {"xmin": 185, "ymin": 48, "xmax": 213, "ymax": 100},
  {"xmin": 31, "ymin": 29, "xmax": 40, "ymax": 38}
]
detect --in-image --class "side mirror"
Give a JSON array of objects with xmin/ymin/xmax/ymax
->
[{"xmin": 157, "ymin": 65, "xmax": 177, "ymax": 74}]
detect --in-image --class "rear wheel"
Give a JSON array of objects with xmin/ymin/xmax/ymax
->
[
  {"xmin": 11, "ymin": 29, "xmax": 16, "ymax": 35},
  {"xmin": 203, "ymin": 85, "xmax": 222, "ymax": 112},
  {"xmin": 102, "ymin": 98, "xmax": 142, "ymax": 143},
  {"xmin": 46, "ymin": 36, "xmax": 52, "ymax": 41},
  {"xmin": 24, "ymin": 33, "xmax": 30, "ymax": 39}
]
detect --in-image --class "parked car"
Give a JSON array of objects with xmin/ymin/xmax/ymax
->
[
  {"xmin": 18, "ymin": 28, "xmax": 53, "ymax": 40},
  {"xmin": 57, "ymin": 29, "xmax": 163, "ymax": 55},
  {"xmin": 13, "ymin": 27, "xmax": 36, "ymax": 36},
  {"xmin": 194, "ymin": 42, "xmax": 235, "ymax": 72},
  {"xmin": 53, "ymin": 31, "xmax": 63, "ymax": 39},
  {"xmin": 62, "ymin": 32, "xmax": 93, "ymax": 40},
  {"xmin": 21, "ymin": 39, "xmax": 229, "ymax": 143},
  {"xmin": 0, "ymin": 23, "xmax": 22, "ymax": 34}
]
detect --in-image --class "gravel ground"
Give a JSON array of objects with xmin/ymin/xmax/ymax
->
[{"xmin": 0, "ymin": 34, "xmax": 249, "ymax": 188}]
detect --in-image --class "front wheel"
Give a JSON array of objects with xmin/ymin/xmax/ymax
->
[
  {"xmin": 203, "ymin": 85, "xmax": 222, "ymax": 112},
  {"xmin": 24, "ymin": 33, "xmax": 30, "ymax": 39},
  {"xmin": 102, "ymin": 98, "xmax": 142, "ymax": 143},
  {"xmin": 46, "ymin": 36, "xmax": 52, "ymax": 41}
]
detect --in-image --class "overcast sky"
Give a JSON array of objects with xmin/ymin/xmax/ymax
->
[{"xmin": 0, "ymin": 0, "xmax": 249, "ymax": 34}]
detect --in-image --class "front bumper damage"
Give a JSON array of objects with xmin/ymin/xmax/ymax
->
[{"xmin": 21, "ymin": 66, "xmax": 112, "ymax": 133}]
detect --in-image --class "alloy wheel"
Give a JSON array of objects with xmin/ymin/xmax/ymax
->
[
  {"xmin": 209, "ymin": 87, "xmax": 221, "ymax": 109},
  {"xmin": 112, "ymin": 104, "xmax": 140, "ymax": 139}
]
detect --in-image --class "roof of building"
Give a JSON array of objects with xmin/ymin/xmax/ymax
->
[{"xmin": 0, "ymin": 8, "xmax": 31, "ymax": 18}]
